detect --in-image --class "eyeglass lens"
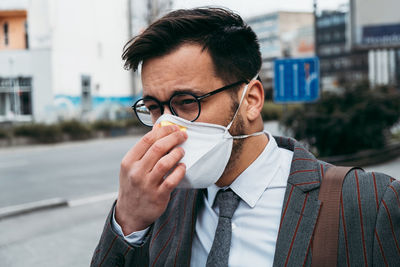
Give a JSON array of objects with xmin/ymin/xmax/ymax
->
[
  {"xmin": 134, "ymin": 94, "xmax": 200, "ymax": 126},
  {"xmin": 135, "ymin": 99, "xmax": 161, "ymax": 126}
]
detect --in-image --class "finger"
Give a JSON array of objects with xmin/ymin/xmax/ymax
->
[
  {"xmin": 159, "ymin": 163, "xmax": 186, "ymax": 195},
  {"xmin": 125, "ymin": 124, "xmax": 182, "ymax": 162},
  {"xmin": 140, "ymin": 129, "xmax": 187, "ymax": 168},
  {"xmin": 148, "ymin": 146, "xmax": 185, "ymax": 184}
]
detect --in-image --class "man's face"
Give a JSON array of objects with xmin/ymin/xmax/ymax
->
[
  {"xmin": 141, "ymin": 44, "xmax": 246, "ymax": 172},
  {"xmin": 141, "ymin": 44, "xmax": 241, "ymax": 128}
]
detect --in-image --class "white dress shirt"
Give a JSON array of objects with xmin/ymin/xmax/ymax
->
[{"xmin": 112, "ymin": 132, "xmax": 293, "ymax": 266}]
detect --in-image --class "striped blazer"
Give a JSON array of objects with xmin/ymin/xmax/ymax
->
[{"xmin": 91, "ymin": 136, "xmax": 400, "ymax": 266}]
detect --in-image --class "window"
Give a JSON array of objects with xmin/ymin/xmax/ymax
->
[
  {"xmin": 3, "ymin": 22, "xmax": 9, "ymax": 46},
  {"xmin": 25, "ymin": 21, "xmax": 29, "ymax": 49},
  {"xmin": 81, "ymin": 75, "xmax": 92, "ymax": 112},
  {"xmin": 0, "ymin": 77, "xmax": 32, "ymax": 116}
]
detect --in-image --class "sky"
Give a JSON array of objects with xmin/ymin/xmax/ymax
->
[{"xmin": 173, "ymin": 0, "xmax": 349, "ymax": 18}]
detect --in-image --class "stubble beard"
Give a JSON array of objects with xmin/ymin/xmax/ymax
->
[{"xmin": 222, "ymin": 100, "xmax": 246, "ymax": 176}]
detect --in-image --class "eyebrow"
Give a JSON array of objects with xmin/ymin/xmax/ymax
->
[{"xmin": 143, "ymin": 88, "xmax": 205, "ymax": 100}]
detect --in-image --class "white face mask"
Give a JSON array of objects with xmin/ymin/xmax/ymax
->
[{"xmin": 155, "ymin": 76, "xmax": 264, "ymax": 188}]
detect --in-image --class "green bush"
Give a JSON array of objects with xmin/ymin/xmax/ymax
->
[
  {"xmin": 0, "ymin": 128, "xmax": 10, "ymax": 139},
  {"xmin": 13, "ymin": 124, "xmax": 62, "ymax": 143},
  {"xmin": 92, "ymin": 120, "xmax": 123, "ymax": 131},
  {"xmin": 393, "ymin": 130, "xmax": 400, "ymax": 142},
  {"xmin": 281, "ymin": 82, "xmax": 400, "ymax": 156},
  {"xmin": 261, "ymin": 102, "xmax": 302, "ymax": 121},
  {"xmin": 59, "ymin": 120, "xmax": 92, "ymax": 140},
  {"xmin": 91, "ymin": 116, "xmax": 144, "ymax": 130},
  {"xmin": 124, "ymin": 117, "xmax": 143, "ymax": 128},
  {"xmin": 261, "ymin": 102, "xmax": 283, "ymax": 121}
]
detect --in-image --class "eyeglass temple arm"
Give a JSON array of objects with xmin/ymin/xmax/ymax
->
[{"xmin": 197, "ymin": 80, "xmax": 249, "ymax": 101}]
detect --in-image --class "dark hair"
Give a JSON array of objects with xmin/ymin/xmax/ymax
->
[{"xmin": 122, "ymin": 7, "xmax": 262, "ymax": 84}]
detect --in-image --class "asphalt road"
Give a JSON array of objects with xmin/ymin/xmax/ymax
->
[
  {"xmin": 0, "ymin": 198, "xmax": 112, "ymax": 267},
  {"xmin": 0, "ymin": 126, "xmax": 399, "ymax": 266},
  {"xmin": 0, "ymin": 135, "xmax": 141, "ymax": 208}
]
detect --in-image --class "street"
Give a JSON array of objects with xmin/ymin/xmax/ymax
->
[
  {"xmin": 0, "ymin": 132, "xmax": 399, "ymax": 266},
  {"xmin": 0, "ymin": 135, "xmax": 141, "ymax": 208}
]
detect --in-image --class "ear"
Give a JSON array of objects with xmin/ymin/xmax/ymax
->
[{"xmin": 244, "ymin": 80, "xmax": 264, "ymax": 121}]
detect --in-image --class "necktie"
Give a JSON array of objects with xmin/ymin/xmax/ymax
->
[{"xmin": 206, "ymin": 189, "xmax": 241, "ymax": 267}]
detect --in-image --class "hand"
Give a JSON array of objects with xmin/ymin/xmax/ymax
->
[{"xmin": 115, "ymin": 124, "xmax": 188, "ymax": 234}]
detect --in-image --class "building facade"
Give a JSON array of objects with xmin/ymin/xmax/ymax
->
[
  {"xmin": 350, "ymin": 0, "xmax": 400, "ymax": 87},
  {"xmin": 0, "ymin": 0, "xmax": 135, "ymax": 123},
  {"xmin": 316, "ymin": 9, "xmax": 368, "ymax": 90},
  {"xmin": 246, "ymin": 12, "xmax": 315, "ymax": 94}
]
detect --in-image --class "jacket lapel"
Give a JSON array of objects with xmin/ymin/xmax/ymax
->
[
  {"xmin": 156, "ymin": 189, "xmax": 203, "ymax": 267},
  {"xmin": 273, "ymin": 137, "xmax": 322, "ymax": 266}
]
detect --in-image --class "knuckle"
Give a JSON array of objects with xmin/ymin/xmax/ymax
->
[
  {"xmin": 152, "ymin": 142, "xmax": 165, "ymax": 154},
  {"xmin": 120, "ymin": 158, "xmax": 129, "ymax": 170},
  {"xmin": 163, "ymin": 179, "xmax": 175, "ymax": 191},
  {"xmin": 156, "ymin": 160, "xmax": 169, "ymax": 173},
  {"xmin": 163, "ymin": 125, "xmax": 177, "ymax": 133},
  {"xmin": 128, "ymin": 170, "xmax": 142, "ymax": 186},
  {"xmin": 175, "ymin": 131, "xmax": 187, "ymax": 143},
  {"xmin": 142, "ymin": 132, "xmax": 154, "ymax": 146},
  {"xmin": 155, "ymin": 125, "xmax": 170, "ymax": 136},
  {"xmin": 170, "ymin": 148, "xmax": 184, "ymax": 162},
  {"xmin": 176, "ymin": 147, "xmax": 185, "ymax": 157}
]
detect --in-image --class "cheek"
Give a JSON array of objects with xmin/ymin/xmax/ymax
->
[{"xmin": 196, "ymin": 98, "xmax": 236, "ymax": 126}]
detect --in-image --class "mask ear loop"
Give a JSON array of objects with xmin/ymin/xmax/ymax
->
[
  {"xmin": 232, "ymin": 131, "xmax": 264, "ymax": 139},
  {"xmin": 225, "ymin": 83, "xmax": 249, "ymax": 131},
  {"xmin": 226, "ymin": 74, "xmax": 259, "ymax": 132}
]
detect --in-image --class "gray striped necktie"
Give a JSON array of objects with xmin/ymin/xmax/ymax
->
[{"xmin": 206, "ymin": 189, "xmax": 241, "ymax": 267}]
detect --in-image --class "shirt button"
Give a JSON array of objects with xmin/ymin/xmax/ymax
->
[{"xmin": 232, "ymin": 222, "xmax": 237, "ymax": 230}]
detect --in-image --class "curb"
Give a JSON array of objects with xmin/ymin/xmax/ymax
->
[
  {"xmin": 0, "ymin": 198, "xmax": 68, "ymax": 220},
  {"xmin": 320, "ymin": 142, "xmax": 400, "ymax": 167},
  {"xmin": 0, "ymin": 192, "xmax": 118, "ymax": 220}
]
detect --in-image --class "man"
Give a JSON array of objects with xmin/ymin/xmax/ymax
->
[{"xmin": 91, "ymin": 8, "xmax": 400, "ymax": 266}]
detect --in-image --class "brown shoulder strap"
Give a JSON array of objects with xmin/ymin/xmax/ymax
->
[{"xmin": 311, "ymin": 166, "xmax": 359, "ymax": 267}]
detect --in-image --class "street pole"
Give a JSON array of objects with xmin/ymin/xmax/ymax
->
[
  {"xmin": 313, "ymin": 0, "xmax": 318, "ymax": 57},
  {"xmin": 313, "ymin": 0, "xmax": 322, "ymax": 95},
  {"xmin": 127, "ymin": 0, "xmax": 138, "ymax": 97}
]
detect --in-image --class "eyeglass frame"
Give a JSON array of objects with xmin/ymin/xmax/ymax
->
[{"xmin": 132, "ymin": 79, "xmax": 249, "ymax": 127}]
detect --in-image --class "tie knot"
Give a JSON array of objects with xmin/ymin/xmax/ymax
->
[{"xmin": 215, "ymin": 189, "xmax": 241, "ymax": 219}]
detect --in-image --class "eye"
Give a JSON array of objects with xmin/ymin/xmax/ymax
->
[
  {"xmin": 147, "ymin": 104, "xmax": 159, "ymax": 111},
  {"xmin": 179, "ymin": 98, "xmax": 197, "ymax": 105}
]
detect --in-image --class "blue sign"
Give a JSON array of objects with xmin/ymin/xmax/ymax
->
[
  {"xmin": 273, "ymin": 57, "xmax": 320, "ymax": 103},
  {"xmin": 362, "ymin": 24, "xmax": 400, "ymax": 46}
]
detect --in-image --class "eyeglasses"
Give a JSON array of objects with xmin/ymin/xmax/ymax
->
[{"xmin": 132, "ymin": 80, "xmax": 248, "ymax": 126}]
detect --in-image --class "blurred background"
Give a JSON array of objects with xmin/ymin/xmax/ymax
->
[{"xmin": 0, "ymin": 0, "xmax": 399, "ymax": 266}]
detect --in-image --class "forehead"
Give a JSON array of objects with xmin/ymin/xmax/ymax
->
[{"xmin": 141, "ymin": 44, "xmax": 224, "ymax": 100}]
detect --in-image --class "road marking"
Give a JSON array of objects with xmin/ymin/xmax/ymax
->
[
  {"xmin": 0, "ymin": 160, "xmax": 28, "ymax": 169},
  {"xmin": 293, "ymin": 63, "xmax": 299, "ymax": 97},
  {"xmin": 279, "ymin": 64, "xmax": 285, "ymax": 97},
  {"xmin": 68, "ymin": 192, "xmax": 117, "ymax": 207}
]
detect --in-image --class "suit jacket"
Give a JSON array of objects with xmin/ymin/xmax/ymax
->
[{"xmin": 91, "ymin": 136, "xmax": 400, "ymax": 267}]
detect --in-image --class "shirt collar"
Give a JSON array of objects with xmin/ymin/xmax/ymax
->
[{"xmin": 206, "ymin": 131, "xmax": 281, "ymax": 208}]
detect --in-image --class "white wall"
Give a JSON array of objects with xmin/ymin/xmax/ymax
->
[
  {"xmin": 0, "ymin": 0, "xmax": 29, "ymax": 10},
  {"xmin": 1, "ymin": 0, "xmax": 144, "ymax": 122},
  {"xmin": 0, "ymin": 49, "xmax": 53, "ymax": 122},
  {"xmin": 51, "ymin": 0, "xmax": 132, "ymax": 98}
]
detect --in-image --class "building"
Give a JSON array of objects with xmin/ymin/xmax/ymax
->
[
  {"xmin": 350, "ymin": 0, "xmax": 400, "ymax": 87},
  {"xmin": 246, "ymin": 11, "xmax": 315, "ymax": 94},
  {"xmin": 0, "ymin": 0, "xmax": 135, "ymax": 123},
  {"xmin": 315, "ymin": 8, "xmax": 368, "ymax": 90}
]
